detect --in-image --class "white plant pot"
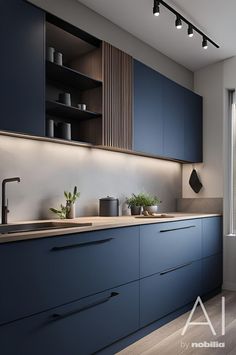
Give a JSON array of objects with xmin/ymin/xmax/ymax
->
[
  {"xmin": 67, "ymin": 202, "xmax": 76, "ymax": 219},
  {"xmin": 143, "ymin": 205, "xmax": 159, "ymax": 214}
]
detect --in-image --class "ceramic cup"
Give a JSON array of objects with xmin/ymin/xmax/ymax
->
[
  {"xmin": 57, "ymin": 122, "xmax": 71, "ymax": 140},
  {"xmin": 46, "ymin": 119, "xmax": 54, "ymax": 138},
  {"xmin": 46, "ymin": 47, "xmax": 55, "ymax": 62},
  {"xmin": 58, "ymin": 92, "xmax": 71, "ymax": 106},
  {"xmin": 77, "ymin": 104, "xmax": 87, "ymax": 111},
  {"xmin": 54, "ymin": 51, "xmax": 63, "ymax": 66}
]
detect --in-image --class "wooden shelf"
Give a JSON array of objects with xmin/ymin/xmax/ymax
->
[
  {"xmin": 46, "ymin": 100, "xmax": 102, "ymax": 121},
  {"xmin": 46, "ymin": 61, "xmax": 102, "ymax": 90}
]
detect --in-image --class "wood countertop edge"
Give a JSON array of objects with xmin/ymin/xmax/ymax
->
[{"xmin": 0, "ymin": 213, "xmax": 222, "ymax": 244}]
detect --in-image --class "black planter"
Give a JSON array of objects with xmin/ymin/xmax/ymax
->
[{"xmin": 130, "ymin": 206, "xmax": 142, "ymax": 215}]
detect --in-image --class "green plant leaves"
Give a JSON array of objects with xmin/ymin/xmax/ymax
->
[{"xmin": 50, "ymin": 186, "xmax": 81, "ymax": 219}]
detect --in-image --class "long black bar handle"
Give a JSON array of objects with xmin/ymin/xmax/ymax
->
[
  {"xmin": 51, "ymin": 237, "xmax": 114, "ymax": 251},
  {"xmin": 159, "ymin": 225, "xmax": 196, "ymax": 233},
  {"xmin": 51, "ymin": 292, "xmax": 119, "ymax": 320},
  {"xmin": 160, "ymin": 262, "xmax": 192, "ymax": 276}
]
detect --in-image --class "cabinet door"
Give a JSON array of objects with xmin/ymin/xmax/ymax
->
[
  {"xmin": 202, "ymin": 254, "xmax": 222, "ymax": 295},
  {"xmin": 140, "ymin": 219, "xmax": 202, "ymax": 278},
  {"xmin": 163, "ymin": 77, "xmax": 185, "ymax": 160},
  {"xmin": 0, "ymin": 227, "xmax": 139, "ymax": 325},
  {"xmin": 0, "ymin": 0, "xmax": 45, "ymax": 135},
  {"xmin": 133, "ymin": 60, "xmax": 163, "ymax": 156},
  {"xmin": 184, "ymin": 90, "xmax": 203, "ymax": 162},
  {"xmin": 0, "ymin": 282, "xmax": 139, "ymax": 355},
  {"xmin": 140, "ymin": 260, "xmax": 202, "ymax": 327},
  {"xmin": 202, "ymin": 217, "xmax": 222, "ymax": 258}
]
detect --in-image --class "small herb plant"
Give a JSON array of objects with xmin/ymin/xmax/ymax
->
[
  {"xmin": 50, "ymin": 186, "xmax": 80, "ymax": 219},
  {"xmin": 126, "ymin": 193, "xmax": 161, "ymax": 208}
]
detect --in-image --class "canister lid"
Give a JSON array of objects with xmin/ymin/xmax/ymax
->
[{"xmin": 99, "ymin": 196, "xmax": 117, "ymax": 201}]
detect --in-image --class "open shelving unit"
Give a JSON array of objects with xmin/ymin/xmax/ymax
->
[
  {"xmin": 46, "ymin": 61, "xmax": 102, "ymax": 90},
  {"xmin": 45, "ymin": 15, "xmax": 103, "ymax": 145},
  {"xmin": 46, "ymin": 100, "xmax": 102, "ymax": 121}
]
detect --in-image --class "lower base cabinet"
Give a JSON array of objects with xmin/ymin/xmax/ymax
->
[
  {"xmin": 202, "ymin": 254, "xmax": 222, "ymax": 295},
  {"xmin": 0, "ymin": 282, "xmax": 139, "ymax": 355},
  {"xmin": 140, "ymin": 260, "xmax": 202, "ymax": 327}
]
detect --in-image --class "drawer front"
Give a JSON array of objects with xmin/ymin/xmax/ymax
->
[
  {"xmin": 0, "ymin": 226, "xmax": 139, "ymax": 325},
  {"xmin": 140, "ymin": 219, "xmax": 202, "ymax": 277},
  {"xmin": 202, "ymin": 217, "xmax": 222, "ymax": 258},
  {"xmin": 140, "ymin": 260, "xmax": 202, "ymax": 327},
  {"xmin": 202, "ymin": 254, "xmax": 222, "ymax": 295},
  {"xmin": 0, "ymin": 282, "xmax": 139, "ymax": 355}
]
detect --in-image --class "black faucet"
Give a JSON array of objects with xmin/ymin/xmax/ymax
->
[{"xmin": 1, "ymin": 177, "xmax": 21, "ymax": 224}]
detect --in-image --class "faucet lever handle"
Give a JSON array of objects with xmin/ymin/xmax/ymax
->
[{"xmin": 6, "ymin": 199, "xmax": 9, "ymax": 212}]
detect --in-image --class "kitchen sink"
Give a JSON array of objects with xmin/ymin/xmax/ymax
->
[{"xmin": 0, "ymin": 222, "xmax": 92, "ymax": 234}]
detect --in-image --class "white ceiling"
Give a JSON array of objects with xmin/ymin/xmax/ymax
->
[{"xmin": 78, "ymin": 0, "xmax": 236, "ymax": 71}]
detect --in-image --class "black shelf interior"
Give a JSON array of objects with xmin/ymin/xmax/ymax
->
[
  {"xmin": 46, "ymin": 61, "xmax": 102, "ymax": 90},
  {"xmin": 46, "ymin": 100, "xmax": 101, "ymax": 121}
]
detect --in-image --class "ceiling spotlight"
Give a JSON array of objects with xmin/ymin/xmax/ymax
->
[
  {"xmin": 188, "ymin": 25, "xmax": 193, "ymax": 37},
  {"xmin": 175, "ymin": 16, "xmax": 182, "ymax": 29},
  {"xmin": 153, "ymin": 0, "xmax": 160, "ymax": 16},
  {"xmin": 202, "ymin": 37, "xmax": 208, "ymax": 49}
]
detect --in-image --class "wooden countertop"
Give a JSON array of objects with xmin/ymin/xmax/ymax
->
[{"xmin": 0, "ymin": 213, "xmax": 221, "ymax": 244}]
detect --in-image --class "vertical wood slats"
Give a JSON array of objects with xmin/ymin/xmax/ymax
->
[{"xmin": 102, "ymin": 42, "xmax": 133, "ymax": 149}]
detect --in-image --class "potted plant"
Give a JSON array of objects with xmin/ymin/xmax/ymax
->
[
  {"xmin": 126, "ymin": 193, "xmax": 145, "ymax": 215},
  {"xmin": 50, "ymin": 186, "xmax": 80, "ymax": 219},
  {"xmin": 126, "ymin": 192, "xmax": 161, "ymax": 215},
  {"xmin": 142, "ymin": 194, "xmax": 161, "ymax": 214}
]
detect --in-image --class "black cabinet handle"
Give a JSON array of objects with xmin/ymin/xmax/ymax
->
[
  {"xmin": 160, "ymin": 262, "xmax": 192, "ymax": 275},
  {"xmin": 159, "ymin": 225, "xmax": 196, "ymax": 233},
  {"xmin": 51, "ymin": 292, "xmax": 119, "ymax": 320},
  {"xmin": 51, "ymin": 237, "xmax": 114, "ymax": 251}
]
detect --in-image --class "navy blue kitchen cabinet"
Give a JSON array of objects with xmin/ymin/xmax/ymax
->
[
  {"xmin": 163, "ymin": 77, "xmax": 185, "ymax": 160},
  {"xmin": 133, "ymin": 60, "xmax": 203, "ymax": 162},
  {"xmin": 202, "ymin": 216, "xmax": 223, "ymax": 295},
  {"xmin": 140, "ymin": 219, "xmax": 202, "ymax": 278},
  {"xmin": 0, "ymin": 217, "xmax": 222, "ymax": 354},
  {"xmin": 202, "ymin": 254, "xmax": 223, "ymax": 295},
  {"xmin": 140, "ymin": 260, "xmax": 202, "ymax": 327},
  {"xmin": 202, "ymin": 216, "xmax": 222, "ymax": 258},
  {"xmin": 0, "ymin": 227, "xmax": 139, "ymax": 325},
  {"xmin": 0, "ymin": 0, "xmax": 45, "ymax": 136},
  {"xmin": 0, "ymin": 282, "xmax": 139, "ymax": 355},
  {"xmin": 133, "ymin": 60, "xmax": 164, "ymax": 155},
  {"xmin": 184, "ymin": 89, "xmax": 203, "ymax": 162}
]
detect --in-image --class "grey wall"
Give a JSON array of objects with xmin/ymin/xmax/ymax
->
[
  {"xmin": 28, "ymin": 0, "xmax": 193, "ymax": 90},
  {"xmin": 0, "ymin": 135, "xmax": 182, "ymax": 222}
]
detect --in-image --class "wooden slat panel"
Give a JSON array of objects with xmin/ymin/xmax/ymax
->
[{"xmin": 102, "ymin": 42, "xmax": 133, "ymax": 149}]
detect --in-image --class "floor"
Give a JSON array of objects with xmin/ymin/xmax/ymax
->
[{"xmin": 118, "ymin": 291, "xmax": 236, "ymax": 355}]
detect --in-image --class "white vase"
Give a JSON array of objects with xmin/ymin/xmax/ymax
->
[
  {"xmin": 66, "ymin": 202, "xmax": 76, "ymax": 219},
  {"xmin": 143, "ymin": 205, "xmax": 159, "ymax": 214}
]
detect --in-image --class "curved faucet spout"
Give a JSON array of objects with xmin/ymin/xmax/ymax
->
[{"xmin": 1, "ymin": 177, "xmax": 21, "ymax": 224}]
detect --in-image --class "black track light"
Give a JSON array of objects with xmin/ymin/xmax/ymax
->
[
  {"xmin": 202, "ymin": 37, "xmax": 208, "ymax": 49},
  {"xmin": 175, "ymin": 16, "xmax": 182, "ymax": 29},
  {"xmin": 153, "ymin": 0, "xmax": 160, "ymax": 17},
  {"xmin": 151, "ymin": 0, "xmax": 219, "ymax": 49},
  {"xmin": 188, "ymin": 25, "xmax": 193, "ymax": 38}
]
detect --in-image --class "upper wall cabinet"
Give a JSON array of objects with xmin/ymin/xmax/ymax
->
[
  {"xmin": 133, "ymin": 60, "xmax": 203, "ymax": 163},
  {"xmin": 0, "ymin": 0, "xmax": 45, "ymax": 136},
  {"xmin": 133, "ymin": 60, "xmax": 163, "ymax": 155}
]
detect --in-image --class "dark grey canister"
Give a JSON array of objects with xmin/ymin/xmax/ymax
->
[{"xmin": 99, "ymin": 196, "xmax": 119, "ymax": 216}]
